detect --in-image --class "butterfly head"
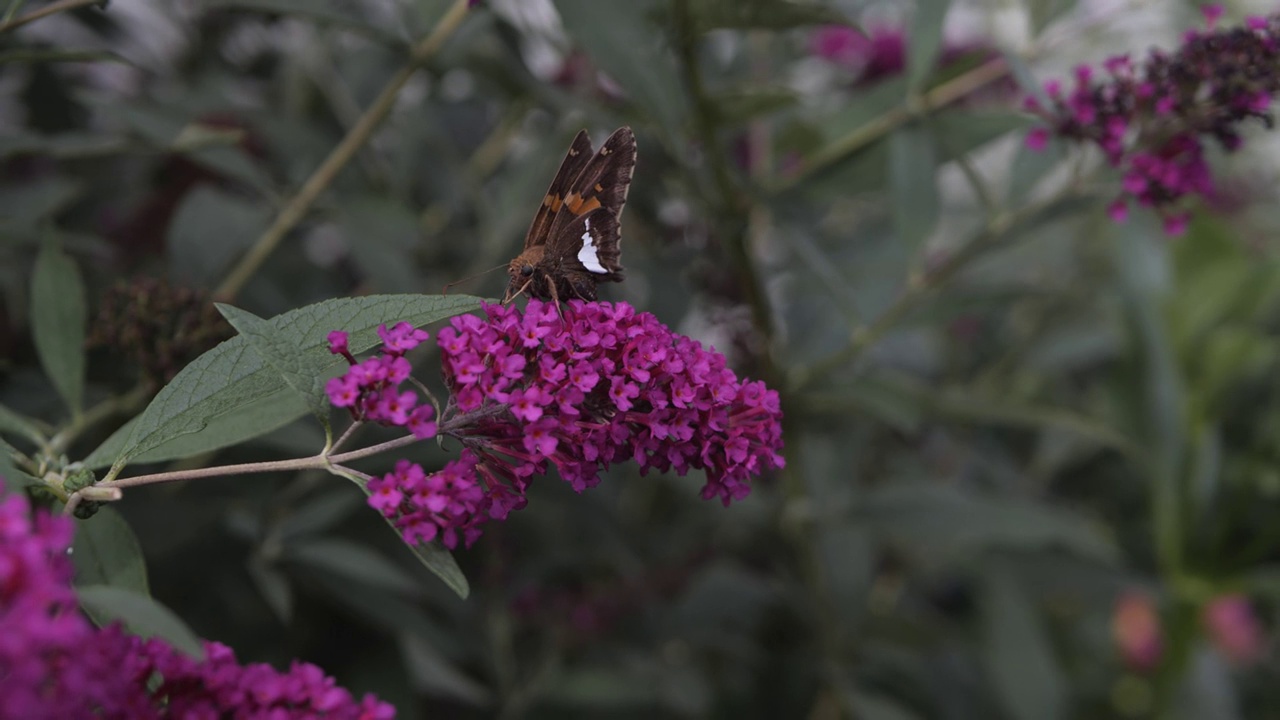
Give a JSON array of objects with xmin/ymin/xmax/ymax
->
[{"xmin": 504, "ymin": 246, "xmax": 544, "ymax": 303}]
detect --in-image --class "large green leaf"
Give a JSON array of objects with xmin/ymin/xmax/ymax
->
[
  {"xmin": 979, "ymin": 566, "xmax": 1066, "ymax": 720},
  {"xmin": 72, "ymin": 507, "xmax": 149, "ymax": 595},
  {"xmin": 31, "ymin": 239, "xmax": 87, "ymax": 412},
  {"xmin": 104, "ymin": 294, "xmax": 481, "ymax": 470},
  {"xmin": 77, "ymin": 585, "xmax": 204, "ymax": 659},
  {"xmin": 907, "ymin": 0, "xmax": 950, "ymax": 92},
  {"xmin": 82, "ymin": 389, "xmax": 309, "ymax": 469},
  {"xmin": 889, "ymin": 122, "xmax": 939, "ymax": 257},
  {"xmin": 218, "ymin": 303, "xmax": 332, "ymax": 427}
]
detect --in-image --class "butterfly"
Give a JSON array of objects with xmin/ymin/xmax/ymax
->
[{"xmin": 504, "ymin": 126, "xmax": 636, "ymax": 307}]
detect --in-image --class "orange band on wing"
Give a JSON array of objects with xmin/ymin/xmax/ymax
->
[{"xmin": 565, "ymin": 193, "xmax": 602, "ymax": 215}]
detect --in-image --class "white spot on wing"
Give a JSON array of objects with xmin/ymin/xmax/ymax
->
[{"xmin": 577, "ymin": 217, "xmax": 608, "ymax": 274}]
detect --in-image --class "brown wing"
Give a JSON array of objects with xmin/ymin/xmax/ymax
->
[
  {"xmin": 544, "ymin": 126, "xmax": 636, "ymax": 276},
  {"xmin": 520, "ymin": 129, "xmax": 596, "ymax": 251}
]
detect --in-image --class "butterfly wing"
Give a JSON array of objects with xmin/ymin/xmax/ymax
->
[
  {"xmin": 544, "ymin": 126, "xmax": 636, "ymax": 278},
  {"xmin": 521, "ymin": 130, "xmax": 596, "ymax": 251}
]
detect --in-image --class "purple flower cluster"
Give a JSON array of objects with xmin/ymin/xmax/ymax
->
[
  {"xmin": 0, "ymin": 489, "xmax": 396, "ymax": 720},
  {"xmin": 811, "ymin": 24, "xmax": 999, "ymax": 88},
  {"xmin": 1025, "ymin": 7, "xmax": 1280, "ymax": 234},
  {"xmin": 326, "ymin": 323, "xmax": 437, "ymax": 439},
  {"xmin": 349, "ymin": 301, "xmax": 786, "ymax": 550},
  {"xmin": 441, "ymin": 300, "xmax": 784, "ymax": 502},
  {"xmin": 115, "ymin": 632, "xmax": 396, "ymax": 719},
  {"xmin": 0, "ymin": 493, "xmax": 129, "ymax": 717}
]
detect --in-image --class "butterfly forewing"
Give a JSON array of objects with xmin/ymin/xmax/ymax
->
[{"xmin": 521, "ymin": 130, "xmax": 595, "ymax": 252}]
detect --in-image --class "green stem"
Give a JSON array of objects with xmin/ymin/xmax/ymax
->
[
  {"xmin": 770, "ymin": 56, "xmax": 1010, "ymax": 195},
  {"xmin": 788, "ymin": 190, "xmax": 1090, "ymax": 392},
  {"xmin": 0, "ymin": 0, "xmax": 98, "ymax": 33}
]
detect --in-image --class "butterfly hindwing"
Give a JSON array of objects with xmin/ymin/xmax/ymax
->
[{"xmin": 545, "ymin": 127, "xmax": 635, "ymax": 275}]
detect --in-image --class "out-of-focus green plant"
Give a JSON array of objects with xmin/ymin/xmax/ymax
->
[{"xmin": 1, "ymin": 0, "xmax": 1278, "ymax": 717}]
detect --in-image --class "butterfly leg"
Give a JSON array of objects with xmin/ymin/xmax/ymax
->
[{"xmin": 542, "ymin": 271, "xmax": 568, "ymax": 323}]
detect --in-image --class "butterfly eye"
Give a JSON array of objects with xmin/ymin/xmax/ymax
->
[{"xmin": 521, "ymin": 264, "xmax": 534, "ymax": 277}]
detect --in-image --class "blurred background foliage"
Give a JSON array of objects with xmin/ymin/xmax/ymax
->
[{"xmin": 1, "ymin": 0, "xmax": 1277, "ymax": 717}]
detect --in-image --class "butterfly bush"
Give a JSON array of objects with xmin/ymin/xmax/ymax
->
[
  {"xmin": 1024, "ymin": 7, "xmax": 1280, "ymax": 234},
  {"xmin": 0, "ymin": 489, "xmax": 396, "ymax": 720},
  {"xmin": 326, "ymin": 301, "xmax": 786, "ymax": 550}
]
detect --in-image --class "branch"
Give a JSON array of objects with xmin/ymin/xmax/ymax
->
[
  {"xmin": 0, "ymin": 0, "xmax": 100, "ymax": 34},
  {"xmin": 214, "ymin": 0, "xmax": 473, "ymax": 300}
]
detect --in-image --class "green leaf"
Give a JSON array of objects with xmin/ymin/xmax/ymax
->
[
  {"xmin": 0, "ymin": 440, "xmax": 38, "ymax": 492},
  {"xmin": 688, "ymin": 0, "xmax": 847, "ymax": 32},
  {"xmin": 218, "ymin": 304, "xmax": 332, "ymax": 428},
  {"xmin": 357, "ymin": 482, "xmax": 469, "ymax": 598},
  {"xmin": 857, "ymin": 484, "xmax": 1118, "ymax": 564},
  {"xmin": 166, "ymin": 187, "xmax": 270, "ymax": 289},
  {"xmin": 247, "ymin": 557, "xmax": 294, "ymax": 624},
  {"xmin": 31, "ymin": 238, "xmax": 87, "ymax": 412},
  {"xmin": 107, "ymin": 294, "xmax": 481, "ymax": 469},
  {"xmin": 889, "ymin": 123, "xmax": 939, "ymax": 257},
  {"xmin": 907, "ymin": 0, "xmax": 950, "ymax": 92},
  {"xmin": 83, "ymin": 389, "xmax": 310, "ymax": 469},
  {"xmin": 553, "ymin": 0, "xmax": 688, "ymax": 139},
  {"xmin": 72, "ymin": 507, "xmax": 149, "ymax": 595},
  {"xmin": 0, "ymin": 177, "xmax": 79, "ymax": 231},
  {"xmin": 76, "ymin": 585, "xmax": 205, "ymax": 659},
  {"xmin": 979, "ymin": 566, "xmax": 1066, "ymax": 720},
  {"xmin": 0, "ymin": 402, "xmax": 46, "ymax": 446},
  {"xmin": 284, "ymin": 538, "xmax": 424, "ymax": 597},
  {"xmin": 1027, "ymin": 0, "xmax": 1075, "ymax": 33},
  {"xmin": 710, "ymin": 87, "xmax": 799, "ymax": 123}
]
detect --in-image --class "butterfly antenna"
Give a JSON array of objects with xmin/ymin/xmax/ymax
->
[{"xmin": 443, "ymin": 264, "xmax": 506, "ymax": 296}]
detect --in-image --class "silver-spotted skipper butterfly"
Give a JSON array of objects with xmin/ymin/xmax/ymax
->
[{"xmin": 504, "ymin": 126, "xmax": 636, "ymax": 306}]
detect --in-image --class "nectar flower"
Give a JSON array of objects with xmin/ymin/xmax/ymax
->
[
  {"xmin": 349, "ymin": 301, "xmax": 786, "ymax": 549},
  {"xmin": 326, "ymin": 323, "xmax": 438, "ymax": 435}
]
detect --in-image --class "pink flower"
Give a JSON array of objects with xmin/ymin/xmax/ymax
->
[
  {"xmin": 1203, "ymin": 594, "xmax": 1265, "ymax": 666},
  {"xmin": 1113, "ymin": 590, "xmax": 1163, "ymax": 672},
  {"xmin": 1023, "ymin": 11, "xmax": 1280, "ymax": 229},
  {"xmin": 0, "ymin": 489, "xmax": 397, "ymax": 719},
  {"xmin": 437, "ymin": 301, "xmax": 786, "ymax": 509},
  {"xmin": 330, "ymin": 301, "xmax": 786, "ymax": 549}
]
